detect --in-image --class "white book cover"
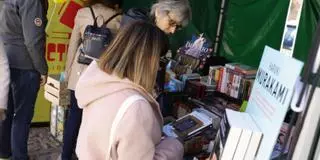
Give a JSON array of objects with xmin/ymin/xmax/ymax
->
[
  {"xmin": 228, "ymin": 109, "xmax": 253, "ymax": 160},
  {"xmin": 210, "ymin": 109, "xmax": 263, "ymax": 160},
  {"xmin": 219, "ymin": 110, "xmax": 243, "ymax": 160},
  {"xmin": 245, "ymin": 46, "xmax": 303, "ymax": 159},
  {"xmin": 242, "ymin": 111, "xmax": 263, "ymax": 160}
]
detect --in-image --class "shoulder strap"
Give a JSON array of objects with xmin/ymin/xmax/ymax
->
[
  {"xmin": 89, "ymin": 6, "xmax": 98, "ymax": 27},
  {"xmin": 102, "ymin": 13, "xmax": 122, "ymax": 27},
  {"xmin": 107, "ymin": 95, "xmax": 146, "ymax": 160}
]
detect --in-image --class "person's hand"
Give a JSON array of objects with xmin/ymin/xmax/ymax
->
[
  {"xmin": 0, "ymin": 109, "xmax": 6, "ymax": 121},
  {"xmin": 40, "ymin": 74, "xmax": 48, "ymax": 86}
]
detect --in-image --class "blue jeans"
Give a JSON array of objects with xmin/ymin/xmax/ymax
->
[
  {"xmin": 0, "ymin": 68, "xmax": 40, "ymax": 160},
  {"xmin": 61, "ymin": 90, "xmax": 82, "ymax": 160}
]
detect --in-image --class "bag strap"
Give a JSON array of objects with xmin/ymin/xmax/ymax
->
[
  {"xmin": 102, "ymin": 13, "xmax": 122, "ymax": 28},
  {"xmin": 89, "ymin": 6, "xmax": 98, "ymax": 27},
  {"xmin": 106, "ymin": 95, "xmax": 146, "ymax": 160}
]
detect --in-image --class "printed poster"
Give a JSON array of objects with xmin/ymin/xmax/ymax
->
[
  {"xmin": 245, "ymin": 46, "xmax": 303, "ymax": 159},
  {"xmin": 280, "ymin": 0, "xmax": 304, "ymax": 57}
]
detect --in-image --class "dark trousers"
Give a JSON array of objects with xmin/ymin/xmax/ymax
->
[
  {"xmin": 61, "ymin": 90, "xmax": 82, "ymax": 160},
  {"xmin": 0, "ymin": 68, "xmax": 40, "ymax": 160}
]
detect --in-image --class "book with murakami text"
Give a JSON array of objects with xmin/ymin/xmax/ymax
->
[
  {"xmin": 209, "ymin": 46, "xmax": 303, "ymax": 160},
  {"xmin": 245, "ymin": 46, "xmax": 303, "ymax": 159}
]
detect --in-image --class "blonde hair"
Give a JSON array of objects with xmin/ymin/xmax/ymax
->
[
  {"xmin": 151, "ymin": 0, "xmax": 192, "ymax": 27},
  {"xmin": 99, "ymin": 21, "xmax": 169, "ymax": 93}
]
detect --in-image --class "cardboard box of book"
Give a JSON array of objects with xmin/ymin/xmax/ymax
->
[
  {"xmin": 50, "ymin": 103, "xmax": 68, "ymax": 143},
  {"xmin": 44, "ymin": 74, "xmax": 70, "ymax": 106},
  {"xmin": 209, "ymin": 109, "xmax": 263, "ymax": 160}
]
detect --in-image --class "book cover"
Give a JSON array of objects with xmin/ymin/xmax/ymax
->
[
  {"xmin": 209, "ymin": 65, "xmax": 223, "ymax": 85},
  {"xmin": 245, "ymin": 46, "xmax": 303, "ymax": 159},
  {"xmin": 162, "ymin": 108, "xmax": 213, "ymax": 140},
  {"xmin": 178, "ymin": 34, "xmax": 213, "ymax": 60},
  {"xmin": 209, "ymin": 109, "xmax": 263, "ymax": 160},
  {"xmin": 218, "ymin": 110, "xmax": 242, "ymax": 160}
]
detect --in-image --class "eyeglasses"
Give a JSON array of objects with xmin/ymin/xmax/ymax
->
[{"xmin": 168, "ymin": 15, "xmax": 183, "ymax": 31}]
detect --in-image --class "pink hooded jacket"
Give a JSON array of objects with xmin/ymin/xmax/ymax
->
[{"xmin": 75, "ymin": 61, "xmax": 184, "ymax": 160}]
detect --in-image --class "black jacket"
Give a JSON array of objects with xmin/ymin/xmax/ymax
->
[{"xmin": 121, "ymin": 8, "xmax": 152, "ymax": 27}]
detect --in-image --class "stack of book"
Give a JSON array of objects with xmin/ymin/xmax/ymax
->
[
  {"xmin": 209, "ymin": 109, "xmax": 263, "ymax": 160},
  {"xmin": 210, "ymin": 63, "xmax": 257, "ymax": 100}
]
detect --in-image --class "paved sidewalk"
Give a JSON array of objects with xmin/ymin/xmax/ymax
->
[{"xmin": 28, "ymin": 127, "xmax": 61, "ymax": 160}]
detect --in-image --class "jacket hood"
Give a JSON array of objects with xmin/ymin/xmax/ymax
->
[
  {"xmin": 120, "ymin": 8, "xmax": 151, "ymax": 27},
  {"xmin": 75, "ymin": 61, "xmax": 160, "ymax": 113}
]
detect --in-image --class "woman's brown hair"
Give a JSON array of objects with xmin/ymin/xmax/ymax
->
[{"xmin": 99, "ymin": 21, "xmax": 169, "ymax": 93}]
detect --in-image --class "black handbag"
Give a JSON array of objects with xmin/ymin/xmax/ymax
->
[{"xmin": 78, "ymin": 6, "xmax": 121, "ymax": 65}]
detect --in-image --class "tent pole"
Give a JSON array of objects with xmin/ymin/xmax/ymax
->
[{"xmin": 213, "ymin": 0, "xmax": 229, "ymax": 56}]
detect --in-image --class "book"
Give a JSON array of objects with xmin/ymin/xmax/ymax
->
[
  {"xmin": 210, "ymin": 109, "xmax": 263, "ymax": 160},
  {"xmin": 178, "ymin": 33, "xmax": 213, "ymax": 59},
  {"xmin": 243, "ymin": 112, "xmax": 263, "ymax": 160},
  {"xmin": 209, "ymin": 65, "xmax": 223, "ymax": 85},
  {"xmin": 245, "ymin": 46, "xmax": 303, "ymax": 159},
  {"xmin": 163, "ymin": 108, "xmax": 214, "ymax": 140},
  {"xmin": 225, "ymin": 63, "xmax": 257, "ymax": 76}
]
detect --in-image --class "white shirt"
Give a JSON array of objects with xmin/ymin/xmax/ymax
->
[{"xmin": 0, "ymin": 42, "xmax": 10, "ymax": 109}]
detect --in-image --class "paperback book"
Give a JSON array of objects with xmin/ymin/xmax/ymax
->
[{"xmin": 209, "ymin": 109, "xmax": 263, "ymax": 160}]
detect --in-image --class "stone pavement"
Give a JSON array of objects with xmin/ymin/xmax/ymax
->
[{"xmin": 28, "ymin": 127, "xmax": 61, "ymax": 160}]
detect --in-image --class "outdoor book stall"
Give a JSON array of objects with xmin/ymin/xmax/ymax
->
[{"xmin": 34, "ymin": 0, "xmax": 320, "ymax": 159}]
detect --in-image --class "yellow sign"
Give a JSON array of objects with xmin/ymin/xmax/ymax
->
[
  {"xmin": 33, "ymin": 0, "xmax": 84, "ymax": 122},
  {"xmin": 53, "ymin": 0, "xmax": 68, "ymax": 3}
]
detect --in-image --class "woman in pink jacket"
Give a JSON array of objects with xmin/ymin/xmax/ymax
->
[
  {"xmin": 75, "ymin": 21, "xmax": 184, "ymax": 160},
  {"xmin": 63, "ymin": 0, "xmax": 122, "ymax": 159}
]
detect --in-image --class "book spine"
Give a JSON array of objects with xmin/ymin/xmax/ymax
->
[
  {"xmin": 217, "ymin": 67, "xmax": 224, "ymax": 92},
  {"xmin": 226, "ymin": 68, "xmax": 234, "ymax": 97},
  {"xmin": 243, "ymin": 80, "xmax": 251, "ymax": 100},
  {"xmin": 247, "ymin": 80, "xmax": 254, "ymax": 100},
  {"xmin": 244, "ymin": 132, "xmax": 263, "ymax": 160},
  {"xmin": 231, "ymin": 72, "xmax": 236, "ymax": 98},
  {"xmin": 238, "ymin": 77, "xmax": 244, "ymax": 100},
  {"xmin": 220, "ymin": 128, "xmax": 243, "ymax": 160},
  {"xmin": 233, "ymin": 129, "xmax": 252, "ymax": 160},
  {"xmin": 220, "ymin": 111, "xmax": 242, "ymax": 160},
  {"xmin": 214, "ymin": 68, "xmax": 220, "ymax": 83},
  {"xmin": 234, "ymin": 75, "xmax": 238, "ymax": 99},
  {"xmin": 222, "ymin": 68, "xmax": 229, "ymax": 94},
  {"xmin": 236, "ymin": 75, "xmax": 242, "ymax": 99}
]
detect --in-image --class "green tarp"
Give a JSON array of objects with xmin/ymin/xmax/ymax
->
[{"xmin": 123, "ymin": 0, "xmax": 320, "ymax": 67}]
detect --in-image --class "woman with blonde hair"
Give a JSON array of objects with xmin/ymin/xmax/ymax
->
[
  {"xmin": 122, "ymin": 0, "xmax": 192, "ymax": 105},
  {"xmin": 75, "ymin": 21, "xmax": 184, "ymax": 160}
]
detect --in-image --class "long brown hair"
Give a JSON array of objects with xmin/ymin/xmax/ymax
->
[{"xmin": 99, "ymin": 21, "xmax": 169, "ymax": 93}]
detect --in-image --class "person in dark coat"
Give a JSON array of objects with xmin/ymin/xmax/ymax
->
[{"xmin": 0, "ymin": 0, "xmax": 48, "ymax": 159}]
